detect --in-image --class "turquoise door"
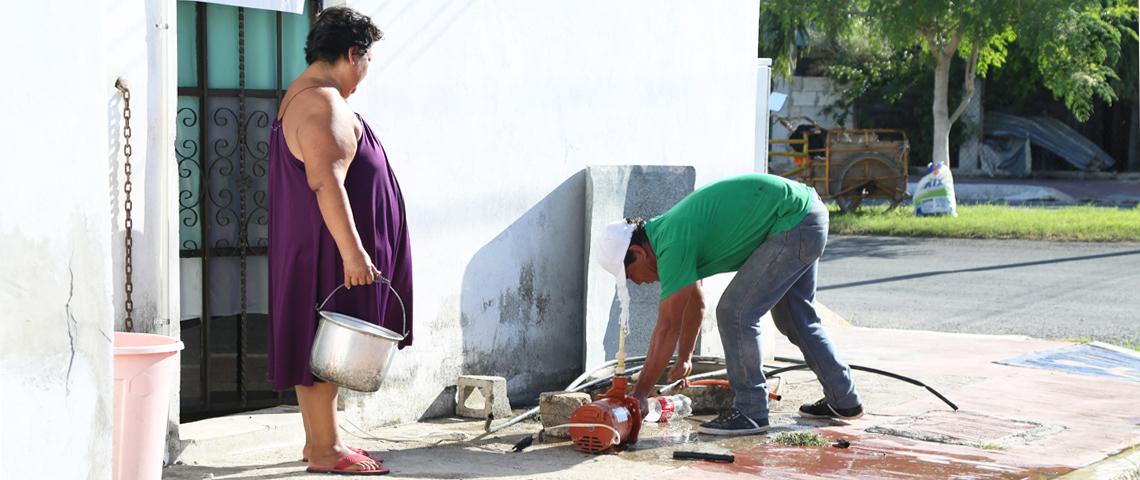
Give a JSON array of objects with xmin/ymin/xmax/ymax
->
[{"xmin": 175, "ymin": 0, "xmax": 316, "ymax": 419}]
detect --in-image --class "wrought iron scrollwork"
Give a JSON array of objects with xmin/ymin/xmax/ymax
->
[
  {"xmin": 178, "ymin": 102, "xmax": 279, "ymax": 254},
  {"xmin": 177, "ymin": 105, "xmax": 202, "ymax": 251}
]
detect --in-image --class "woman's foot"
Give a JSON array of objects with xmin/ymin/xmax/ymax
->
[
  {"xmin": 306, "ymin": 445, "xmax": 385, "ymax": 475},
  {"xmin": 302, "ymin": 445, "xmax": 380, "ymax": 463}
]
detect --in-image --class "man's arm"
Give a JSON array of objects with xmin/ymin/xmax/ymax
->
[
  {"xmin": 668, "ymin": 283, "xmax": 705, "ymax": 385},
  {"xmin": 633, "ymin": 283, "xmax": 700, "ymax": 399}
]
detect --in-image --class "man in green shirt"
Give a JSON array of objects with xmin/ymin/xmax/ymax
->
[{"xmin": 595, "ymin": 173, "xmax": 862, "ymax": 435}]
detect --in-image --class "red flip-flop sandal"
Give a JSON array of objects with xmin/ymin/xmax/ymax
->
[
  {"xmin": 303, "ymin": 446, "xmax": 381, "ymax": 463},
  {"xmin": 306, "ymin": 452, "xmax": 389, "ymax": 476}
]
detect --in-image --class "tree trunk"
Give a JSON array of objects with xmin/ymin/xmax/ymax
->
[{"xmin": 931, "ymin": 50, "xmax": 953, "ymax": 168}]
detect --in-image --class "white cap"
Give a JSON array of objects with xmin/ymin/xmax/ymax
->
[{"xmin": 595, "ymin": 220, "xmax": 636, "ymax": 282}]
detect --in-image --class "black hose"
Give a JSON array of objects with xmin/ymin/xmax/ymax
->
[
  {"xmin": 769, "ymin": 356, "xmax": 958, "ymax": 411},
  {"xmin": 485, "ymin": 355, "xmax": 956, "ymax": 442}
]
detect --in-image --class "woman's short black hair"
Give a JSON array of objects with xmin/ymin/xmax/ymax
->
[
  {"xmin": 624, "ymin": 217, "xmax": 648, "ymax": 268},
  {"xmin": 305, "ymin": 6, "xmax": 384, "ymax": 65}
]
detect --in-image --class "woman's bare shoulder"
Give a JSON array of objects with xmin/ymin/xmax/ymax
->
[{"xmin": 280, "ymin": 84, "xmax": 341, "ymax": 120}]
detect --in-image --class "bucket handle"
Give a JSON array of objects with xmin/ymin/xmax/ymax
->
[{"xmin": 316, "ymin": 275, "xmax": 409, "ymax": 338}]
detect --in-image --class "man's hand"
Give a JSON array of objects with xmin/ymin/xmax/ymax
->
[
  {"xmin": 631, "ymin": 391, "xmax": 649, "ymax": 415},
  {"xmin": 667, "ymin": 359, "xmax": 693, "ymax": 391}
]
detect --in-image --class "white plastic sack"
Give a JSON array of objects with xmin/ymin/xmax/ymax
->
[{"xmin": 914, "ymin": 162, "xmax": 958, "ymax": 217}]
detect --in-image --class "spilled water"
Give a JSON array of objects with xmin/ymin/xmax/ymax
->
[
  {"xmin": 616, "ymin": 282, "xmax": 631, "ymax": 335},
  {"xmin": 615, "ymin": 281, "xmax": 632, "ymax": 371}
]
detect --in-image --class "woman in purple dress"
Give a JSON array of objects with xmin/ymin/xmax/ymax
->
[{"xmin": 268, "ymin": 6, "xmax": 412, "ymax": 476}]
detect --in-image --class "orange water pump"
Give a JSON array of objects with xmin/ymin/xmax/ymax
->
[{"xmin": 568, "ymin": 375, "xmax": 643, "ymax": 453}]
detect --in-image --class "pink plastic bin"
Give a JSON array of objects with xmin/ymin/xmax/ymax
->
[{"xmin": 113, "ymin": 332, "xmax": 184, "ymax": 480}]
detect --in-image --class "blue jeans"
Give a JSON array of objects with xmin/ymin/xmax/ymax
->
[{"xmin": 715, "ymin": 194, "xmax": 860, "ymax": 420}]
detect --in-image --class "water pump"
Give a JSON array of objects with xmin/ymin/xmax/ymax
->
[
  {"xmin": 567, "ymin": 375, "xmax": 643, "ymax": 453},
  {"xmin": 568, "ymin": 284, "xmax": 643, "ymax": 454}
]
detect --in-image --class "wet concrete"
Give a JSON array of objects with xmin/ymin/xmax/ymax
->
[
  {"xmin": 661, "ymin": 429, "xmax": 1071, "ymax": 480},
  {"xmin": 166, "ymin": 320, "xmax": 1140, "ymax": 479}
]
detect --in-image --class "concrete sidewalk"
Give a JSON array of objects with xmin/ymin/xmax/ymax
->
[{"xmin": 164, "ymin": 314, "xmax": 1140, "ymax": 479}]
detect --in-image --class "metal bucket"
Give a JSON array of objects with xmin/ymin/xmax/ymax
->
[{"xmin": 310, "ymin": 276, "xmax": 407, "ymax": 392}]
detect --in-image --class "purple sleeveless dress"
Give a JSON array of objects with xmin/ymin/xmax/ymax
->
[{"xmin": 267, "ymin": 112, "xmax": 413, "ymax": 392}]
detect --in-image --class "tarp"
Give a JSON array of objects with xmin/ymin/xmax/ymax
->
[
  {"xmin": 980, "ymin": 135, "xmax": 1031, "ymax": 177},
  {"xmin": 994, "ymin": 344, "xmax": 1140, "ymax": 383},
  {"xmin": 984, "ymin": 112, "xmax": 1116, "ymax": 171}
]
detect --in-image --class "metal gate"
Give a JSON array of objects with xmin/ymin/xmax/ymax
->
[{"xmin": 175, "ymin": 0, "xmax": 319, "ymax": 420}]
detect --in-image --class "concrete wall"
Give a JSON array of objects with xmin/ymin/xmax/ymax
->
[
  {"xmin": 582, "ymin": 166, "xmax": 695, "ymax": 372},
  {"xmin": 339, "ymin": 0, "xmax": 760, "ymax": 428},
  {"xmin": 0, "ymin": 0, "xmax": 179, "ymax": 476}
]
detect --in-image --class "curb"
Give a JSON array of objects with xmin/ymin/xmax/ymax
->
[{"xmin": 174, "ymin": 406, "xmax": 305, "ymax": 465}]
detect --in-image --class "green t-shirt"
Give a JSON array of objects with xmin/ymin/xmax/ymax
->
[{"xmin": 644, "ymin": 173, "xmax": 814, "ymax": 300}]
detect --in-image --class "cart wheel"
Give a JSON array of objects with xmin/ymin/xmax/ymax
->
[{"xmin": 835, "ymin": 154, "xmax": 902, "ymax": 214}]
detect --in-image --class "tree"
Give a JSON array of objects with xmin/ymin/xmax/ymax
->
[{"xmin": 760, "ymin": 0, "xmax": 1137, "ymax": 167}]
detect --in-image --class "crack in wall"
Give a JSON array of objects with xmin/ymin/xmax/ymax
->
[{"xmin": 65, "ymin": 258, "xmax": 78, "ymax": 396}]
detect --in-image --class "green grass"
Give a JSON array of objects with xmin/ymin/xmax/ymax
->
[
  {"xmin": 828, "ymin": 204, "xmax": 1140, "ymax": 242},
  {"xmin": 774, "ymin": 431, "xmax": 831, "ymax": 447}
]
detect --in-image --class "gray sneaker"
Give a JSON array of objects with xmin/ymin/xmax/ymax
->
[
  {"xmin": 697, "ymin": 408, "xmax": 770, "ymax": 436},
  {"xmin": 798, "ymin": 398, "xmax": 864, "ymax": 419}
]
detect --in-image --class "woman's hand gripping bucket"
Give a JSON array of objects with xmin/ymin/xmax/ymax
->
[{"xmin": 310, "ymin": 275, "xmax": 408, "ymax": 392}]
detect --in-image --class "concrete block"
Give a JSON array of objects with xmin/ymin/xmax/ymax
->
[
  {"xmin": 539, "ymin": 391, "xmax": 593, "ymax": 438},
  {"xmin": 681, "ymin": 385, "xmax": 736, "ymax": 415},
  {"xmin": 800, "ymin": 76, "xmax": 830, "ymax": 92},
  {"xmin": 791, "ymin": 92, "xmax": 819, "ymax": 107},
  {"xmin": 455, "ymin": 375, "xmax": 512, "ymax": 419},
  {"xmin": 583, "ymin": 166, "xmax": 696, "ymax": 371}
]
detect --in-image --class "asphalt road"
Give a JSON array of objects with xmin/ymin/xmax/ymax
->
[{"xmin": 817, "ymin": 235, "xmax": 1140, "ymax": 346}]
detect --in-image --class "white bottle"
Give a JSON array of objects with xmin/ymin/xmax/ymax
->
[{"xmin": 643, "ymin": 394, "xmax": 693, "ymax": 423}]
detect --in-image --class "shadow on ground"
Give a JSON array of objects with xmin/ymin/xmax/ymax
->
[{"xmin": 821, "ymin": 236, "xmax": 922, "ymax": 263}]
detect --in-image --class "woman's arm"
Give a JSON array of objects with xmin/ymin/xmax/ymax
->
[{"xmin": 292, "ymin": 90, "xmax": 380, "ymax": 288}]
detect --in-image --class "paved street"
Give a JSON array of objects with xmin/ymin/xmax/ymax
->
[{"xmin": 818, "ymin": 235, "xmax": 1140, "ymax": 346}]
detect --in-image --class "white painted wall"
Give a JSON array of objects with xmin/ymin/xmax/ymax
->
[
  {"xmin": 337, "ymin": 0, "xmax": 761, "ymax": 426},
  {"xmin": 0, "ymin": 0, "xmax": 179, "ymax": 476},
  {"xmin": 0, "ymin": 3, "xmax": 115, "ymax": 477},
  {"xmin": 756, "ymin": 58, "xmax": 773, "ymax": 173}
]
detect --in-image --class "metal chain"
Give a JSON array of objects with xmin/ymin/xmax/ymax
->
[{"xmin": 116, "ymin": 78, "xmax": 135, "ymax": 333}]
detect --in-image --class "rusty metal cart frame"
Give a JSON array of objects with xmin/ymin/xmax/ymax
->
[{"xmin": 770, "ymin": 118, "xmax": 911, "ymax": 213}]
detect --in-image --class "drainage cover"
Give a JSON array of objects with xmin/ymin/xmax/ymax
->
[
  {"xmin": 867, "ymin": 410, "xmax": 1063, "ymax": 448},
  {"xmin": 994, "ymin": 344, "xmax": 1140, "ymax": 383}
]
